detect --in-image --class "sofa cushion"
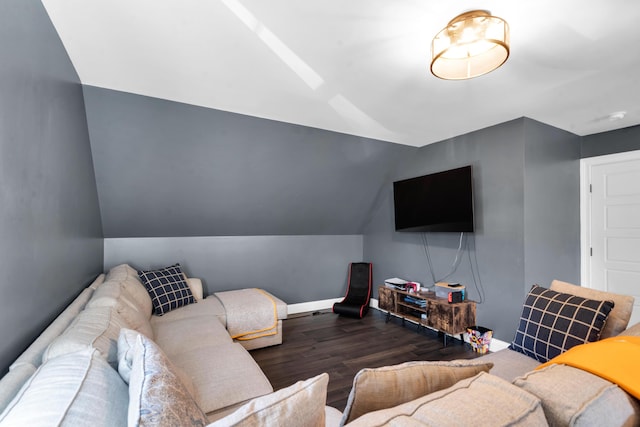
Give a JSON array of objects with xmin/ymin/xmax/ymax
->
[
  {"xmin": 87, "ymin": 284, "xmax": 154, "ymax": 338},
  {"xmin": 622, "ymin": 322, "xmax": 640, "ymax": 336},
  {"xmin": 550, "ymin": 279, "xmax": 634, "ymax": 339},
  {"xmin": 138, "ymin": 264, "xmax": 196, "ymax": 316},
  {"xmin": 9, "ymin": 287, "xmax": 95, "ymax": 370},
  {"xmin": 151, "ymin": 316, "xmax": 232, "ymax": 358},
  {"xmin": 117, "ymin": 329, "xmax": 198, "ymax": 401},
  {"xmin": 0, "ymin": 348, "xmax": 128, "ymax": 426},
  {"xmin": 127, "ymin": 332, "xmax": 208, "ymax": 427},
  {"xmin": 510, "ymin": 284, "xmax": 614, "ymax": 362},
  {"xmin": 170, "ymin": 343, "xmax": 273, "ymax": 414},
  {"xmin": 42, "ymin": 306, "xmax": 128, "ymax": 367},
  {"xmin": 149, "ymin": 296, "xmax": 227, "ymax": 327},
  {"xmin": 115, "ymin": 300, "xmax": 154, "ymax": 339},
  {"xmin": 106, "ymin": 263, "xmax": 137, "ymax": 282},
  {"xmin": 87, "ymin": 281, "xmax": 141, "ymax": 313},
  {"xmin": 346, "ymin": 372, "xmax": 547, "ymax": 426},
  {"xmin": 106, "ymin": 264, "xmax": 154, "ymax": 316},
  {"xmin": 480, "ymin": 348, "xmax": 541, "ymax": 382},
  {"xmin": 514, "ymin": 364, "xmax": 640, "ymax": 426},
  {"xmin": 208, "ymin": 373, "xmax": 328, "ymax": 427},
  {"xmin": 341, "ymin": 359, "xmax": 494, "ymax": 424}
]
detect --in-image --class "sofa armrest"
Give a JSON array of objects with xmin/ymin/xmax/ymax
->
[{"xmin": 186, "ymin": 278, "xmax": 204, "ymax": 301}]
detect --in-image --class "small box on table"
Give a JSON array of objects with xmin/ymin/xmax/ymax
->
[{"xmin": 435, "ymin": 282, "xmax": 465, "ymax": 303}]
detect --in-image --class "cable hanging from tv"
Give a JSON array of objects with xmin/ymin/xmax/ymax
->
[
  {"xmin": 421, "ymin": 231, "xmax": 485, "ymax": 304},
  {"xmin": 422, "ymin": 232, "xmax": 465, "ymax": 284}
]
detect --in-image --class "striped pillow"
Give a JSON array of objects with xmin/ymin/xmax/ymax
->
[
  {"xmin": 138, "ymin": 264, "xmax": 195, "ymax": 316},
  {"xmin": 510, "ymin": 285, "xmax": 614, "ymax": 362}
]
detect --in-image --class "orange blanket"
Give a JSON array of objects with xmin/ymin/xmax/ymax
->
[{"xmin": 537, "ymin": 336, "xmax": 640, "ymax": 399}]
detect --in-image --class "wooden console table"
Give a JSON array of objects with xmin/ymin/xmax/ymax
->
[{"xmin": 378, "ymin": 286, "xmax": 476, "ymax": 345}]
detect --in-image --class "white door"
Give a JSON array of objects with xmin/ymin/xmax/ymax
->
[{"xmin": 582, "ymin": 150, "xmax": 640, "ymax": 328}]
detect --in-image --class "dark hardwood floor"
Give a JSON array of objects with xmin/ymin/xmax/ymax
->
[{"xmin": 250, "ymin": 308, "xmax": 482, "ymax": 411}]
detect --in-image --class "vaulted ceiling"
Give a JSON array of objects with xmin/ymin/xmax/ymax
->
[{"xmin": 41, "ymin": 0, "xmax": 640, "ymax": 147}]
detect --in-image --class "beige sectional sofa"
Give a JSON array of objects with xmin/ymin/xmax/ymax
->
[
  {"xmin": 339, "ymin": 325, "xmax": 640, "ymax": 426},
  {"xmin": 337, "ymin": 280, "xmax": 640, "ymax": 426},
  {"xmin": 0, "ymin": 263, "xmax": 332, "ymax": 426},
  {"xmin": 1, "ymin": 270, "xmax": 639, "ymax": 426}
]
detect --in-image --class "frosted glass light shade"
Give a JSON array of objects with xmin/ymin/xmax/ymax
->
[{"xmin": 431, "ymin": 10, "xmax": 509, "ymax": 80}]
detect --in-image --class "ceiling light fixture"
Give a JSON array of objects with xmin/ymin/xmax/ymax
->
[{"xmin": 430, "ymin": 10, "xmax": 510, "ymax": 80}]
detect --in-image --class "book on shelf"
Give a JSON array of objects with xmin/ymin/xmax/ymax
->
[{"xmin": 403, "ymin": 296, "xmax": 427, "ymax": 308}]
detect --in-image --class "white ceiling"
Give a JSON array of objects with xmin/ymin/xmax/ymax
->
[{"xmin": 41, "ymin": 0, "xmax": 640, "ymax": 147}]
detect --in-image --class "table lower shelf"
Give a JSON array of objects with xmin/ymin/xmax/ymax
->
[{"xmin": 382, "ymin": 310, "xmax": 465, "ymax": 346}]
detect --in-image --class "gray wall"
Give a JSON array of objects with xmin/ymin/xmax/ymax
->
[
  {"xmin": 364, "ymin": 119, "xmax": 527, "ymax": 341},
  {"xmin": 523, "ymin": 119, "xmax": 581, "ymax": 290},
  {"xmin": 581, "ymin": 125, "xmax": 640, "ymax": 158},
  {"xmin": 0, "ymin": 1, "xmax": 103, "ymax": 373},
  {"xmin": 83, "ymin": 86, "xmax": 412, "ymax": 238},
  {"xmin": 364, "ymin": 118, "xmax": 581, "ymax": 341},
  {"xmin": 87, "ymin": 89, "xmax": 583, "ymax": 341},
  {"xmin": 104, "ymin": 235, "xmax": 362, "ymax": 303},
  {"xmin": 84, "ymin": 87, "xmax": 413, "ymax": 300}
]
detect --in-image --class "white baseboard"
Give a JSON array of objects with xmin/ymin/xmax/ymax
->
[
  {"xmin": 287, "ymin": 298, "xmax": 343, "ymax": 315},
  {"xmin": 288, "ymin": 297, "xmax": 509, "ymax": 353},
  {"xmin": 287, "ymin": 297, "xmax": 380, "ymax": 315},
  {"xmin": 489, "ymin": 338, "xmax": 510, "ymax": 352}
]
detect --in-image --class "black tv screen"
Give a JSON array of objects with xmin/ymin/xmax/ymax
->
[{"xmin": 393, "ymin": 166, "xmax": 474, "ymax": 232}]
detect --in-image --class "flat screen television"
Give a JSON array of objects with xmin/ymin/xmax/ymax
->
[{"xmin": 393, "ymin": 165, "xmax": 474, "ymax": 232}]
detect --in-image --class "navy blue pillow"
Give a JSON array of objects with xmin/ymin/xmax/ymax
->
[
  {"xmin": 510, "ymin": 284, "xmax": 614, "ymax": 362},
  {"xmin": 138, "ymin": 264, "xmax": 195, "ymax": 316}
]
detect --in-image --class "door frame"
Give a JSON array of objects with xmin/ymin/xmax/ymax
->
[{"xmin": 580, "ymin": 149, "xmax": 640, "ymax": 288}]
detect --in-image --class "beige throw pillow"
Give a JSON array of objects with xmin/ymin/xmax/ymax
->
[
  {"xmin": 128, "ymin": 333, "xmax": 207, "ymax": 427},
  {"xmin": 185, "ymin": 277, "xmax": 204, "ymax": 301},
  {"xmin": 346, "ymin": 372, "xmax": 546, "ymax": 427},
  {"xmin": 208, "ymin": 373, "xmax": 329, "ymax": 427},
  {"xmin": 0, "ymin": 348, "xmax": 128, "ymax": 426},
  {"xmin": 341, "ymin": 359, "xmax": 493, "ymax": 424}
]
